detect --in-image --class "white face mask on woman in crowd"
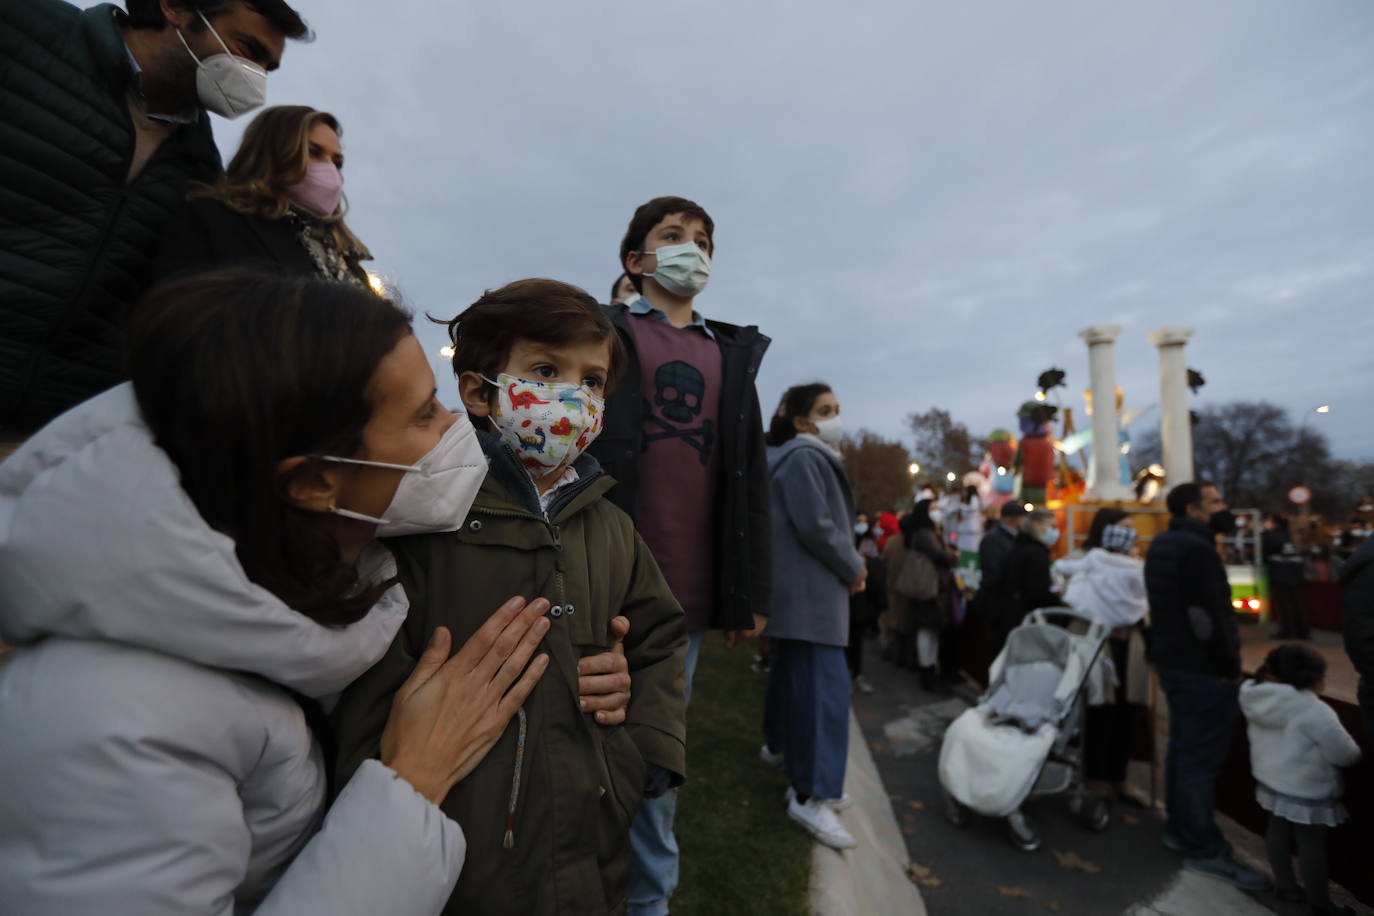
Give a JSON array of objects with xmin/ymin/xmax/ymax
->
[{"xmin": 321, "ymin": 413, "xmax": 486, "ymax": 537}]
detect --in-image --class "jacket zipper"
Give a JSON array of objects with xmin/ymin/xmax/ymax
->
[{"xmin": 469, "ymin": 505, "xmax": 564, "ymax": 850}]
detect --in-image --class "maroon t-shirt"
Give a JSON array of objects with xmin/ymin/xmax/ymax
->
[{"xmin": 628, "ymin": 315, "xmax": 722, "ymax": 631}]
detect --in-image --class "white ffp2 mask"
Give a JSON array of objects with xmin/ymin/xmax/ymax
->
[
  {"xmin": 320, "ymin": 414, "xmax": 487, "ymax": 537},
  {"xmin": 177, "ymin": 12, "xmax": 268, "ymax": 119}
]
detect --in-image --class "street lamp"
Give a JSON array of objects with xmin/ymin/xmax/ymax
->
[
  {"xmin": 438, "ymin": 345, "xmax": 455, "ymax": 359},
  {"xmin": 1315, "ymin": 405, "xmax": 1331, "ymax": 414},
  {"xmin": 908, "ymin": 462, "xmax": 921, "ymax": 477},
  {"xmin": 945, "ymin": 471, "xmax": 957, "ymax": 483}
]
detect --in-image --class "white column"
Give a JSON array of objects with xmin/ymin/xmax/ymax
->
[
  {"xmin": 1078, "ymin": 325, "xmax": 1132, "ymax": 501},
  {"xmin": 1147, "ymin": 327, "xmax": 1195, "ymax": 485}
]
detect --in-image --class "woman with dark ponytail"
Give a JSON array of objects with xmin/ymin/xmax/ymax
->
[{"xmin": 761, "ymin": 382, "xmax": 865, "ymax": 850}]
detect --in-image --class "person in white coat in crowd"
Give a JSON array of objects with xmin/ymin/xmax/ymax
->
[
  {"xmin": 1053, "ymin": 508, "xmax": 1150, "ymax": 807},
  {"xmin": 1241, "ymin": 645, "xmax": 1361, "ymax": 916},
  {"xmin": 0, "ymin": 270, "xmax": 630, "ymax": 915}
]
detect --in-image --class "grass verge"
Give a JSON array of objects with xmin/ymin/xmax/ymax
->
[{"xmin": 672, "ymin": 637, "xmax": 813, "ymax": 915}]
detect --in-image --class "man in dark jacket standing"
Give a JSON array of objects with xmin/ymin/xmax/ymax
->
[
  {"xmin": 589, "ymin": 196, "xmax": 770, "ymax": 916},
  {"xmin": 988, "ymin": 506, "xmax": 1056, "ymax": 656},
  {"xmin": 1340, "ymin": 536, "xmax": 1374, "ymax": 743},
  {"xmin": 1145, "ymin": 482, "xmax": 1266, "ymax": 891},
  {"xmin": 0, "ymin": 0, "xmax": 308, "ymax": 450}
]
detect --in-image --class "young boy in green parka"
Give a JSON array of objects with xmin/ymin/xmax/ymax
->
[{"xmin": 331, "ymin": 279, "xmax": 689, "ymax": 916}]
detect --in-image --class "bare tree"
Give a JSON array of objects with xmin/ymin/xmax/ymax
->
[
  {"xmin": 906, "ymin": 407, "xmax": 983, "ymax": 484},
  {"xmin": 840, "ymin": 430, "xmax": 915, "ymax": 514}
]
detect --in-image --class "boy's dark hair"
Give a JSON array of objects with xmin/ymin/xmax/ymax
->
[
  {"xmin": 126, "ymin": 0, "xmax": 312, "ymax": 39},
  {"xmin": 129, "ymin": 270, "xmax": 411, "ymax": 627},
  {"xmin": 1257, "ymin": 644, "xmax": 1326, "ymax": 691},
  {"xmin": 1166, "ymin": 480, "xmax": 1214, "ymax": 518},
  {"xmin": 438, "ymin": 278, "xmax": 626, "ymax": 407},
  {"xmin": 765, "ymin": 382, "xmax": 831, "ymax": 447},
  {"xmin": 619, "ymin": 196, "xmax": 715, "ymax": 293},
  {"xmin": 609, "ymin": 272, "xmax": 629, "ymax": 303}
]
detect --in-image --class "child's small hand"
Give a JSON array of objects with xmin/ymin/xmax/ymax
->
[{"xmin": 578, "ymin": 615, "xmax": 632, "ymax": 725}]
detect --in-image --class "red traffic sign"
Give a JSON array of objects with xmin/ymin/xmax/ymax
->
[{"xmin": 1288, "ymin": 485, "xmax": 1312, "ymax": 506}]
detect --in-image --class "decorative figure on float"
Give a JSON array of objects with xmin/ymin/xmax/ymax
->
[{"xmin": 1014, "ymin": 401, "xmax": 1057, "ymax": 505}]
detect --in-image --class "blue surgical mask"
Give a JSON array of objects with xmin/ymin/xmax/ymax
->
[{"xmin": 643, "ymin": 241, "xmax": 710, "ymax": 297}]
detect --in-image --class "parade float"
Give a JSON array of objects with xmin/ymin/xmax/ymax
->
[{"xmin": 986, "ymin": 326, "xmax": 1267, "ymax": 620}]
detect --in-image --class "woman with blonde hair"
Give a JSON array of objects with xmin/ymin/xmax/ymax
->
[{"xmin": 156, "ymin": 105, "xmax": 374, "ymax": 288}]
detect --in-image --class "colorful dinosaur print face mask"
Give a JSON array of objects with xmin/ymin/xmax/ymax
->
[{"xmin": 483, "ymin": 373, "xmax": 606, "ymax": 478}]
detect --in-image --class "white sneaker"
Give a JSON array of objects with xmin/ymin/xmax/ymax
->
[
  {"xmin": 759, "ymin": 743, "xmax": 785, "ymax": 768},
  {"xmin": 785, "ymin": 785, "xmax": 853, "ymax": 811},
  {"xmin": 788, "ymin": 796, "xmax": 857, "ymax": 849},
  {"xmin": 853, "ymin": 675, "xmax": 875, "ymax": 695}
]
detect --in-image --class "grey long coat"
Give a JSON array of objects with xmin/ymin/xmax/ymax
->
[{"xmin": 763, "ymin": 435, "xmax": 864, "ymax": 647}]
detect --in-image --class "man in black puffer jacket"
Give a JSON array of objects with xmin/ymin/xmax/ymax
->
[
  {"xmin": 1144, "ymin": 481, "xmax": 1266, "ymax": 892},
  {"xmin": 0, "ymin": 0, "xmax": 308, "ymax": 444},
  {"xmin": 1340, "ymin": 536, "xmax": 1374, "ymax": 743}
]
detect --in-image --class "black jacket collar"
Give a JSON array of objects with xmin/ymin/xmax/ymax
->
[{"xmin": 1169, "ymin": 516, "xmax": 1216, "ymax": 543}]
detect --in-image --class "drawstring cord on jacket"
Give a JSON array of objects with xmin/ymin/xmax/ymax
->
[{"xmin": 503, "ymin": 707, "xmax": 528, "ymax": 849}]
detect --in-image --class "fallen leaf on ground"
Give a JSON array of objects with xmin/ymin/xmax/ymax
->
[
  {"xmin": 906, "ymin": 799, "xmax": 927, "ymax": 811},
  {"xmin": 906, "ymin": 863, "xmax": 943, "ymax": 888},
  {"xmin": 1044, "ymin": 901, "xmax": 1061, "ymax": 912},
  {"xmin": 1120, "ymin": 814, "xmax": 1141, "ymax": 826},
  {"xmin": 1053, "ymin": 850, "xmax": 1102, "ymax": 874},
  {"xmin": 868, "ymin": 742, "xmax": 884, "ymax": 752},
  {"xmin": 997, "ymin": 886, "xmax": 1032, "ymax": 898},
  {"xmin": 901, "ymin": 823, "xmax": 916, "ymax": 837}
]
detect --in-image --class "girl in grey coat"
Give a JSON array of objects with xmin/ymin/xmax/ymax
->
[
  {"xmin": 761, "ymin": 383, "xmax": 865, "ymax": 851},
  {"xmin": 0, "ymin": 273, "xmax": 628, "ymax": 915}
]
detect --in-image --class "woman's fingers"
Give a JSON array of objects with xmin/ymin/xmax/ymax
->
[
  {"xmin": 394, "ymin": 626, "xmax": 452, "ymax": 706},
  {"xmin": 472, "ymin": 598, "xmax": 549, "ymax": 685},
  {"xmin": 488, "ymin": 613, "xmax": 551, "ymax": 695},
  {"xmin": 497, "ymin": 652, "xmax": 550, "ymax": 720},
  {"xmin": 450, "ymin": 596, "xmax": 526, "ymax": 674}
]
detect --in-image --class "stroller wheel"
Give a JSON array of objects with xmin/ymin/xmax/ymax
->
[
  {"xmin": 1006, "ymin": 810, "xmax": 1041, "ymax": 852},
  {"xmin": 942, "ymin": 791, "xmax": 969, "ymax": 828},
  {"xmin": 1080, "ymin": 797, "xmax": 1111, "ymax": 833}
]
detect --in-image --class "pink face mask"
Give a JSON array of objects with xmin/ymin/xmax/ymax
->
[{"xmin": 286, "ymin": 161, "xmax": 344, "ymax": 218}]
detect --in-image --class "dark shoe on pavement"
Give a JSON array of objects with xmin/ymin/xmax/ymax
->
[{"xmin": 1183, "ymin": 854, "xmax": 1270, "ymax": 892}]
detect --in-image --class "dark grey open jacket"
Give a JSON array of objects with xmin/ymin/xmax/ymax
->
[
  {"xmin": 763, "ymin": 435, "xmax": 864, "ymax": 647},
  {"xmin": 588, "ymin": 303, "xmax": 771, "ymax": 631}
]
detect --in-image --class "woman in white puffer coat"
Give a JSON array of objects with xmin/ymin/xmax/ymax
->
[
  {"xmin": 1052, "ymin": 509, "xmax": 1149, "ymax": 807},
  {"xmin": 0, "ymin": 272, "xmax": 627, "ymax": 915}
]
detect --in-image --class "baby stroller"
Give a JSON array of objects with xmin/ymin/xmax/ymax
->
[{"xmin": 937, "ymin": 606, "xmax": 1112, "ymax": 851}]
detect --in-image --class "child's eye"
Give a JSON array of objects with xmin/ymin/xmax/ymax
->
[
  {"xmin": 583, "ymin": 376, "xmax": 605, "ymax": 390},
  {"xmin": 533, "ymin": 365, "xmax": 557, "ymax": 379}
]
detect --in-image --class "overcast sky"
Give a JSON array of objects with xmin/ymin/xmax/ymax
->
[{"xmin": 130, "ymin": 0, "xmax": 1374, "ymax": 459}]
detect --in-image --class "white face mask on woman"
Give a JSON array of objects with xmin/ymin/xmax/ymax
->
[
  {"xmin": 813, "ymin": 415, "xmax": 844, "ymax": 446},
  {"xmin": 320, "ymin": 413, "xmax": 487, "ymax": 537}
]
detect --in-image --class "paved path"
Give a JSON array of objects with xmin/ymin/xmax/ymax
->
[{"xmin": 847, "ymin": 637, "xmax": 1374, "ymax": 916}]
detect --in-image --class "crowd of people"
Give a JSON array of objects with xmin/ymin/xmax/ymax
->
[{"xmin": 0, "ymin": 2, "xmax": 1369, "ymax": 915}]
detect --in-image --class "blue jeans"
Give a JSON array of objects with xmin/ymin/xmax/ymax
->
[
  {"xmin": 763, "ymin": 639, "xmax": 850, "ymax": 799},
  {"xmin": 627, "ymin": 630, "xmax": 703, "ymax": 916},
  {"xmin": 1158, "ymin": 667, "xmax": 1239, "ymax": 859}
]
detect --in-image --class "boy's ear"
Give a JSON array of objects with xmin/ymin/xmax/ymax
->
[
  {"xmin": 624, "ymin": 250, "xmax": 645, "ymax": 280},
  {"xmin": 458, "ymin": 371, "xmax": 493, "ymax": 418}
]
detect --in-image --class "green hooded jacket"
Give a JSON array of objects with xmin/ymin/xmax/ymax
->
[{"xmin": 333, "ymin": 437, "xmax": 688, "ymax": 916}]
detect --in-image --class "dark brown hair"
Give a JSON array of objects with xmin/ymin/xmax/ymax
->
[
  {"xmin": 619, "ymin": 196, "xmax": 715, "ymax": 293},
  {"xmin": 125, "ymin": 0, "xmax": 311, "ymax": 38},
  {"xmin": 766, "ymin": 382, "xmax": 831, "ymax": 446},
  {"xmin": 1256, "ymin": 644, "xmax": 1326, "ymax": 691},
  {"xmin": 1084, "ymin": 507, "xmax": 1129, "ymax": 550},
  {"xmin": 437, "ymin": 278, "xmax": 626, "ymax": 410},
  {"xmin": 128, "ymin": 269, "xmax": 413, "ymax": 626}
]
